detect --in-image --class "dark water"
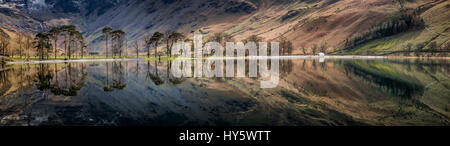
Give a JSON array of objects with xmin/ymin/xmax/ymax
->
[{"xmin": 0, "ymin": 59, "xmax": 449, "ymax": 126}]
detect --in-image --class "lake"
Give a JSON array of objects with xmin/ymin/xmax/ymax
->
[{"xmin": 0, "ymin": 58, "xmax": 449, "ymax": 126}]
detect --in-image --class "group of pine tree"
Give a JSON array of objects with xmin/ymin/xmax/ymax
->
[
  {"xmin": 3, "ymin": 23, "xmax": 302, "ymax": 61},
  {"xmin": 0, "ymin": 25, "xmax": 86, "ymax": 60}
]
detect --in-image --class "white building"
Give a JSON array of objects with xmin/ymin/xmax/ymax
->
[{"xmin": 318, "ymin": 53, "xmax": 325, "ymax": 57}]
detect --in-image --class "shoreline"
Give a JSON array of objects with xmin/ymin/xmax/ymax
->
[
  {"xmin": 6, "ymin": 58, "xmax": 142, "ymax": 65},
  {"xmin": 4, "ymin": 55, "xmax": 449, "ymax": 65}
]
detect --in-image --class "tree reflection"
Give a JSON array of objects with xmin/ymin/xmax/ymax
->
[
  {"xmin": 0, "ymin": 67, "xmax": 12, "ymax": 95},
  {"xmin": 146, "ymin": 61, "xmax": 164, "ymax": 86},
  {"xmin": 35, "ymin": 64, "xmax": 53, "ymax": 92},
  {"xmin": 111, "ymin": 62, "xmax": 127, "ymax": 90},
  {"xmin": 134, "ymin": 60, "xmax": 141, "ymax": 80},
  {"xmin": 0, "ymin": 65, "xmax": 36, "ymax": 96},
  {"xmin": 104, "ymin": 62, "xmax": 114, "ymax": 92},
  {"xmin": 167, "ymin": 61, "xmax": 185, "ymax": 85},
  {"xmin": 280, "ymin": 59, "xmax": 293, "ymax": 78},
  {"xmin": 49, "ymin": 63, "xmax": 87, "ymax": 96}
]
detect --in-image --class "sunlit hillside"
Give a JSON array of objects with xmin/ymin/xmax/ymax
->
[{"xmin": 0, "ymin": 0, "xmax": 448, "ymax": 56}]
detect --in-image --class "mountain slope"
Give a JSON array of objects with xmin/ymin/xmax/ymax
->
[{"xmin": 0, "ymin": 0, "xmax": 449, "ymax": 55}]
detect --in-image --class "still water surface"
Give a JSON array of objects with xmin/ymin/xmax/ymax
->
[{"xmin": 0, "ymin": 58, "xmax": 449, "ymax": 126}]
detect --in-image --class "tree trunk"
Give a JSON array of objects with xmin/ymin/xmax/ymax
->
[
  {"xmin": 19, "ymin": 43, "xmax": 22, "ymax": 58},
  {"xmin": 154, "ymin": 43, "xmax": 157, "ymax": 58},
  {"xmin": 68, "ymin": 38, "xmax": 72, "ymax": 59},
  {"xmin": 75, "ymin": 40, "xmax": 78, "ymax": 59},
  {"xmin": 64, "ymin": 35, "xmax": 68, "ymax": 59},
  {"xmin": 106, "ymin": 34, "xmax": 109, "ymax": 58},
  {"xmin": 54, "ymin": 39, "xmax": 58, "ymax": 59},
  {"xmin": 125, "ymin": 38, "xmax": 128, "ymax": 58},
  {"xmin": 166, "ymin": 39, "xmax": 170, "ymax": 57},
  {"xmin": 41, "ymin": 47, "xmax": 44, "ymax": 60},
  {"xmin": 147, "ymin": 46, "xmax": 150, "ymax": 58}
]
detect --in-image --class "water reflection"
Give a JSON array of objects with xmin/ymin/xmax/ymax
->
[
  {"xmin": 343, "ymin": 61, "xmax": 425, "ymax": 98},
  {"xmin": 146, "ymin": 61, "xmax": 164, "ymax": 86},
  {"xmin": 51, "ymin": 63, "xmax": 88, "ymax": 96},
  {"xmin": 104, "ymin": 62, "xmax": 127, "ymax": 92},
  {"xmin": 0, "ymin": 59, "xmax": 449, "ymax": 126}
]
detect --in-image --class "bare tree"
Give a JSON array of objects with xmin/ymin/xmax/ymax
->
[
  {"xmin": 428, "ymin": 41, "xmax": 437, "ymax": 50},
  {"xmin": 415, "ymin": 42, "xmax": 426, "ymax": 56},
  {"xmin": 244, "ymin": 35, "xmax": 264, "ymax": 56},
  {"xmin": 23, "ymin": 34, "xmax": 33, "ymax": 59},
  {"xmin": 311, "ymin": 44, "xmax": 318, "ymax": 55},
  {"xmin": 209, "ymin": 32, "xmax": 233, "ymax": 45},
  {"xmin": 125, "ymin": 37, "xmax": 128, "ymax": 57},
  {"xmin": 0, "ymin": 32, "xmax": 10, "ymax": 56},
  {"xmin": 320, "ymin": 42, "xmax": 328, "ymax": 54},
  {"xmin": 143, "ymin": 33, "xmax": 152, "ymax": 58},
  {"xmin": 16, "ymin": 31, "xmax": 25, "ymax": 58},
  {"xmin": 301, "ymin": 45, "xmax": 307, "ymax": 55},
  {"xmin": 442, "ymin": 41, "xmax": 449, "ymax": 51},
  {"xmin": 441, "ymin": 41, "xmax": 449, "ymax": 57},
  {"xmin": 245, "ymin": 35, "xmax": 264, "ymax": 43},
  {"xmin": 133, "ymin": 40, "xmax": 139, "ymax": 58},
  {"xmin": 278, "ymin": 36, "xmax": 293, "ymax": 55},
  {"xmin": 207, "ymin": 32, "xmax": 233, "ymax": 56},
  {"xmin": 405, "ymin": 43, "xmax": 412, "ymax": 56},
  {"xmin": 428, "ymin": 41, "xmax": 438, "ymax": 57}
]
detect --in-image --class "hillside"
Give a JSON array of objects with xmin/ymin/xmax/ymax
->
[{"xmin": 0, "ymin": 0, "xmax": 449, "ymax": 56}]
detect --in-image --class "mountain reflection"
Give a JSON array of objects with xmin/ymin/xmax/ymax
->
[{"xmin": 0, "ymin": 59, "xmax": 449, "ymax": 126}]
